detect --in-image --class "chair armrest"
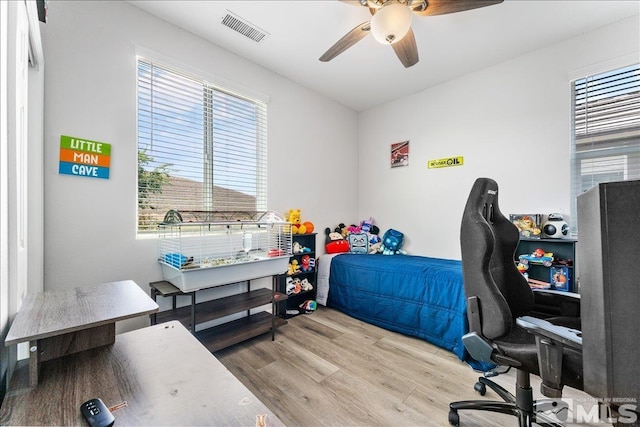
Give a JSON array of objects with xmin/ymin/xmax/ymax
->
[
  {"xmin": 533, "ymin": 288, "xmax": 580, "ymax": 301},
  {"xmin": 532, "ymin": 289, "xmax": 580, "ymax": 319},
  {"xmin": 517, "ymin": 315, "xmax": 582, "ymax": 397},
  {"xmin": 516, "ymin": 316, "xmax": 582, "ymax": 349}
]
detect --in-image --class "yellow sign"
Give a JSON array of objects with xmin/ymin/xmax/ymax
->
[{"xmin": 427, "ymin": 156, "xmax": 464, "ymax": 169}]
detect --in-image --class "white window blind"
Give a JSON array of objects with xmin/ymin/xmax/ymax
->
[
  {"xmin": 570, "ymin": 63, "xmax": 640, "ymax": 233},
  {"xmin": 137, "ymin": 58, "xmax": 267, "ymax": 233}
]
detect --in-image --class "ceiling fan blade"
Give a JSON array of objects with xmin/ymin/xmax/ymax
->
[
  {"xmin": 319, "ymin": 22, "xmax": 371, "ymax": 62},
  {"xmin": 413, "ymin": 0, "xmax": 503, "ymax": 16},
  {"xmin": 392, "ymin": 27, "xmax": 419, "ymax": 68}
]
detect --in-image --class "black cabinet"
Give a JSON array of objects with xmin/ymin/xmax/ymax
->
[
  {"xmin": 278, "ymin": 233, "xmax": 317, "ymax": 318},
  {"xmin": 515, "ymin": 237, "xmax": 577, "ymax": 292}
]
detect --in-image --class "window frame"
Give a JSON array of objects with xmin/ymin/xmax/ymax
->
[
  {"xmin": 136, "ymin": 54, "xmax": 269, "ymax": 235},
  {"xmin": 569, "ymin": 62, "xmax": 640, "ymax": 234}
]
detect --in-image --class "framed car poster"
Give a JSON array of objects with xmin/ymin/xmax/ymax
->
[{"xmin": 391, "ymin": 141, "xmax": 409, "ymax": 168}]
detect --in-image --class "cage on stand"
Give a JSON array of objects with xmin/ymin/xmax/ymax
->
[{"xmin": 158, "ymin": 213, "xmax": 292, "ymax": 291}]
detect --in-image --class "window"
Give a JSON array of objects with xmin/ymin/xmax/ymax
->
[
  {"xmin": 570, "ymin": 63, "xmax": 640, "ymax": 233},
  {"xmin": 137, "ymin": 58, "xmax": 267, "ymax": 233}
]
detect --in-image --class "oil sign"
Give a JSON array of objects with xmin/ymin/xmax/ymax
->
[
  {"xmin": 59, "ymin": 135, "xmax": 111, "ymax": 179},
  {"xmin": 427, "ymin": 156, "xmax": 464, "ymax": 169}
]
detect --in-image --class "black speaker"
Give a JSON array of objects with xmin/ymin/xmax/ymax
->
[{"xmin": 577, "ymin": 180, "xmax": 640, "ymax": 416}]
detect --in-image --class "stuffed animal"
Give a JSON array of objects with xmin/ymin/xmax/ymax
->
[
  {"xmin": 286, "ymin": 209, "xmax": 304, "ymax": 234},
  {"xmin": 325, "ymin": 227, "xmax": 350, "ymax": 254},
  {"xmin": 379, "ymin": 229, "xmax": 406, "ymax": 255},
  {"xmin": 348, "ymin": 233, "xmax": 369, "ymax": 254},
  {"xmin": 299, "ymin": 300, "xmax": 317, "ymax": 313},
  {"xmin": 368, "ymin": 224, "xmax": 381, "ymax": 245},
  {"xmin": 369, "ymin": 241, "xmax": 382, "ymax": 254},
  {"xmin": 300, "ymin": 278, "xmax": 313, "ymax": 291},
  {"xmin": 347, "ymin": 224, "xmax": 361, "ymax": 234},
  {"xmin": 335, "ymin": 223, "xmax": 348, "ymax": 238},
  {"xmin": 300, "ymin": 254, "xmax": 313, "ymax": 272},
  {"xmin": 287, "ymin": 259, "xmax": 301, "ymax": 275},
  {"xmin": 293, "ymin": 241, "xmax": 311, "ymax": 254},
  {"xmin": 360, "ymin": 217, "xmax": 373, "ymax": 233},
  {"xmin": 286, "ymin": 277, "xmax": 303, "ymax": 295}
]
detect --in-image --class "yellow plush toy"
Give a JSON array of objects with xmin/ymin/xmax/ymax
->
[{"xmin": 286, "ymin": 209, "xmax": 306, "ymax": 234}]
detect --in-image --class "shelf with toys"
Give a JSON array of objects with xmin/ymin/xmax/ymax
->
[
  {"xmin": 279, "ymin": 232, "xmax": 318, "ymax": 318},
  {"xmin": 278, "ymin": 209, "xmax": 318, "ymax": 318},
  {"xmin": 515, "ymin": 237, "xmax": 577, "ymax": 292}
]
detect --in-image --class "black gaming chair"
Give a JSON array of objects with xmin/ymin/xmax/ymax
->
[{"xmin": 449, "ymin": 178, "xmax": 583, "ymax": 427}]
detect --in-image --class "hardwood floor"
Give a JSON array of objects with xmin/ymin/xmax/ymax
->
[{"xmin": 215, "ymin": 306, "xmax": 599, "ymax": 427}]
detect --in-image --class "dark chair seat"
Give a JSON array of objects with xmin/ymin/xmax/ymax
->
[{"xmin": 494, "ymin": 324, "xmax": 583, "ymax": 392}]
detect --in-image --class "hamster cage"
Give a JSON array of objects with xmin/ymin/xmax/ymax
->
[{"xmin": 158, "ymin": 214, "xmax": 292, "ymax": 292}]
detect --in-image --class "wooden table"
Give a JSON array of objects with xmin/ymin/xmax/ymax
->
[
  {"xmin": 0, "ymin": 321, "xmax": 285, "ymax": 426},
  {"xmin": 4, "ymin": 280, "xmax": 159, "ymax": 386}
]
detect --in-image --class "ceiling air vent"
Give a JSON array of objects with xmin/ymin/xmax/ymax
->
[{"xmin": 221, "ymin": 11, "xmax": 269, "ymax": 43}]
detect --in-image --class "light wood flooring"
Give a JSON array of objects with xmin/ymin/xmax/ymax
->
[{"xmin": 215, "ymin": 306, "xmax": 599, "ymax": 427}]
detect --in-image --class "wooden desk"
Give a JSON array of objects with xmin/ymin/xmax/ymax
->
[
  {"xmin": 4, "ymin": 280, "xmax": 159, "ymax": 386},
  {"xmin": 0, "ymin": 321, "xmax": 285, "ymax": 426}
]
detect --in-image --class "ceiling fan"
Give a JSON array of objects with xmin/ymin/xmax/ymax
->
[{"xmin": 319, "ymin": 0, "xmax": 503, "ymax": 68}]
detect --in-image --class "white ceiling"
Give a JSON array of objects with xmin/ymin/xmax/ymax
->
[{"xmin": 129, "ymin": 0, "xmax": 640, "ymax": 111}]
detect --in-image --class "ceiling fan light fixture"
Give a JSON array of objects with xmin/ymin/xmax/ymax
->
[{"xmin": 370, "ymin": 3, "xmax": 412, "ymax": 45}]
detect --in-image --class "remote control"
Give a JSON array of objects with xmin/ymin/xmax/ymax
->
[{"xmin": 80, "ymin": 398, "xmax": 115, "ymax": 427}]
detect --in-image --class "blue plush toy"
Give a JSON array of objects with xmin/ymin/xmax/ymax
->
[{"xmin": 380, "ymin": 229, "xmax": 406, "ymax": 255}]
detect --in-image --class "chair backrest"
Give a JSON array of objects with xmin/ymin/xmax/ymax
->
[{"xmin": 460, "ymin": 178, "xmax": 535, "ymax": 340}]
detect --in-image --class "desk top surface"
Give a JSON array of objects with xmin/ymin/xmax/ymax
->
[
  {"xmin": 0, "ymin": 321, "xmax": 284, "ymax": 426},
  {"xmin": 5, "ymin": 280, "xmax": 159, "ymax": 345}
]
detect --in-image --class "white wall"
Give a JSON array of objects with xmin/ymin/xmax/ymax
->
[
  {"xmin": 40, "ymin": 1, "xmax": 358, "ymax": 331},
  {"xmin": 358, "ymin": 15, "xmax": 639, "ymax": 260}
]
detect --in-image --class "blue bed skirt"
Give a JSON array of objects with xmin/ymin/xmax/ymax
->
[{"xmin": 327, "ymin": 254, "xmax": 477, "ymax": 366}]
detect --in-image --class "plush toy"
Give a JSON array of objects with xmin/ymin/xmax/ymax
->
[
  {"xmin": 300, "ymin": 278, "xmax": 313, "ymax": 291},
  {"xmin": 299, "ymin": 300, "xmax": 317, "ymax": 313},
  {"xmin": 325, "ymin": 227, "xmax": 350, "ymax": 254},
  {"xmin": 293, "ymin": 241, "xmax": 311, "ymax": 254},
  {"xmin": 286, "ymin": 277, "xmax": 303, "ymax": 295},
  {"xmin": 335, "ymin": 223, "xmax": 348, "ymax": 238},
  {"xmin": 288, "ymin": 278, "xmax": 302, "ymax": 294},
  {"xmin": 300, "ymin": 254, "xmax": 313, "ymax": 272},
  {"xmin": 379, "ymin": 229, "xmax": 406, "ymax": 255},
  {"xmin": 369, "ymin": 241, "xmax": 382, "ymax": 254},
  {"xmin": 347, "ymin": 224, "xmax": 361, "ymax": 234},
  {"xmin": 360, "ymin": 218, "xmax": 373, "ymax": 233},
  {"xmin": 287, "ymin": 259, "xmax": 301, "ymax": 275},
  {"xmin": 348, "ymin": 233, "xmax": 369, "ymax": 254},
  {"xmin": 368, "ymin": 225, "xmax": 381, "ymax": 245},
  {"xmin": 286, "ymin": 209, "xmax": 304, "ymax": 234}
]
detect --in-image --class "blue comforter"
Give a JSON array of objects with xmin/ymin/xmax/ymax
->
[{"xmin": 328, "ymin": 253, "xmax": 473, "ymax": 364}]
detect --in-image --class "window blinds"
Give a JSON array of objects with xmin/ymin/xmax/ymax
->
[
  {"xmin": 570, "ymin": 63, "xmax": 640, "ymax": 232},
  {"xmin": 137, "ymin": 58, "xmax": 267, "ymax": 232}
]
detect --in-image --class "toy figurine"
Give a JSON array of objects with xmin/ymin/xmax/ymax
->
[
  {"xmin": 300, "ymin": 255, "xmax": 313, "ymax": 272},
  {"xmin": 379, "ymin": 229, "xmax": 406, "ymax": 255}
]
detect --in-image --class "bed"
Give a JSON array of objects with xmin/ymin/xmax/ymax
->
[{"xmin": 317, "ymin": 253, "xmax": 485, "ymax": 369}]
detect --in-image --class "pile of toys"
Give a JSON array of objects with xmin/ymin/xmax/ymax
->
[{"xmin": 324, "ymin": 218, "xmax": 406, "ymax": 255}]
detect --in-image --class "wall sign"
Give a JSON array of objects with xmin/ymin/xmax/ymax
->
[
  {"xmin": 59, "ymin": 135, "xmax": 111, "ymax": 179},
  {"xmin": 427, "ymin": 156, "xmax": 464, "ymax": 169},
  {"xmin": 391, "ymin": 141, "xmax": 409, "ymax": 168}
]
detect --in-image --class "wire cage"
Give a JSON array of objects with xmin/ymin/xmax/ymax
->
[{"xmin": 158, "ymin": 213, "xmax": 292, "ymax": 291}]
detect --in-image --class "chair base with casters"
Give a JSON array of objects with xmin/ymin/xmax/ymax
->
[{"xmin": 449, "ymin": 369, "xmax": 564, "ymax": 427}]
